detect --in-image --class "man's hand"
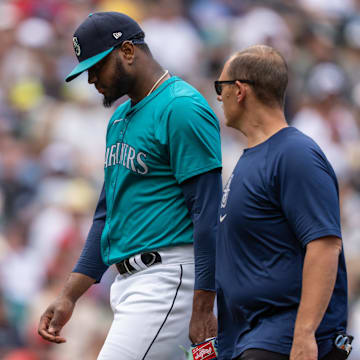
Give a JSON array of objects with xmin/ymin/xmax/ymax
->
[
  {"xmin": 189, "ymin": 309, "xmax": 217, "ymax": 344},
  {"xmin": 38, "ymin": 296, "xmax": 75, "ymax": 343},
  {"xmin": 189, "ymin": 289, "xmax": 217, "ymax": 344},
  {"xmin": 290, "ymin": 332, "xmax": 318, "ymax": 360},
  {"xmin": 38, "ymin": 272, "xmax": 96, "ymax": 343}
]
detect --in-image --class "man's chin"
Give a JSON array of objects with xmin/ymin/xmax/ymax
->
[
  {"xmin": 102, "ymin": 94, "xmax": 122, "ymax": 108},
  {"xmin": 225, "ymin": 118, "xmax": 233, "ymax": 128},
  {"xmin": 102, "ymin": 93, "xmax": 126, "ymax": 108}
]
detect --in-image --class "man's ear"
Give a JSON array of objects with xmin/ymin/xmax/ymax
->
[
  {"xmin": 235, "ymin": 80, "xmax": 246, "ymax": 103},
  {"xmin": 119, "ymin": 41, "xmax": 135, "ymax": 64}
]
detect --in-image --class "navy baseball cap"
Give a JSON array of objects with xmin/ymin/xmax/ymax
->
[{"xmin": 65, "ymin": 12, "xmax": 145, "ymax": 82}]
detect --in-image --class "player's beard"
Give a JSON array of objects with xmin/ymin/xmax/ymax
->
[{"xmin": 103, "ymin": 58, "xmax": 133, "ymax": 108}]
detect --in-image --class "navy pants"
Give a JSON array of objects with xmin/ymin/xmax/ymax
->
[{"xmin": 235, "ymin": 348, "xmax": 346, "ymax": 360}]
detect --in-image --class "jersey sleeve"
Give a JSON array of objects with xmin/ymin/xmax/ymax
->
[
  {"xmin": 159, "ymin": 96, "xmax": 222, "ymax": 183},
  {"xmin": 72, "ymin": 183, "xmax": 109, "ymax": 282},
  {"xmin": 277, "ymin": 141, "xmax": 342, "ymax": 247},
  {"xmin": 181, "ymin": 169, "xmax": 222, "ymax": 291}
]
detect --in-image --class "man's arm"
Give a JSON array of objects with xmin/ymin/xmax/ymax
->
[
  {"xmin": 38, "ymin": 184, "xmax": 108, "ymax": 343},
  {"xmin": 290, "ymin": 236, "xmax": 342, "ymax": 360},
  {"xmin": 158, "ymin": 95, "xmax": 222, "ymax": 342},
  {"xmin": 277, "ymin": 141, "xmax": 344, "ymax": 359},
  {"xmin": 181, "ymin": 169, "xmax": 222, "ymax": 343}
]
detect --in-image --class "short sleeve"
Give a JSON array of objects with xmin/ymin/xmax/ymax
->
[
  {"xmin": 159, "ymin": 96, "xmax": 222, "ymax": 183},
  {"xmin": 277, "ymin": 142, "xmax": 342, "ymax": 246}
]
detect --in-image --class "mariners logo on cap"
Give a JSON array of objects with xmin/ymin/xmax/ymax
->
[{"xmin": 73, "ymin": 37, "xmax": 81, "ymax": 57}]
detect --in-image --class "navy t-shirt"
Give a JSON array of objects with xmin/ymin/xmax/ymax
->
[{"xmin": 216, "ymin": 127, "xmax": 347, "ymax": 360}]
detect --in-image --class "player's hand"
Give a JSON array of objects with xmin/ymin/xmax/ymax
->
[
  {"xmin": 189, "ymin": 309, "xmax": 217, "ymax": 344},
  {"xmin": 38, "ymin": 296, "xmax": 75, "ymax": 344},
  {"xmin": 290, "ymin": 332, "xmax": 318, "ymax": 360},
  {"xmin": 189, "ymin": 290, "xmax": 217, "ymax": 344}
]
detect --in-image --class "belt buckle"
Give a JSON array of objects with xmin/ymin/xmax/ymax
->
[
  {"xmin": 145, "ymin": 252, "xmax": 157, "ymax": 266},
  {"xmin": 121, "ymin": 252, "xmax": 158, "ymax": 276}
]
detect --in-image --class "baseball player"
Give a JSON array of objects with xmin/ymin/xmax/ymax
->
[{"xmin": 38, "ymin": 12, "xmax": 222, "ymax": 360}]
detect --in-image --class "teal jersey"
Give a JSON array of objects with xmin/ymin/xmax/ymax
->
[{"xmin": 101, "ymin": 76, "xmax": 222, "ymax": 265}]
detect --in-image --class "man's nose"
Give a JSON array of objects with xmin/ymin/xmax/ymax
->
[
  {"xmin": 217, "ymin": 95, "xmax": 222, "ymax": 102},
  {"xmin": 88, "ymin": 69, "xmax": 97, "ymax": 84}
]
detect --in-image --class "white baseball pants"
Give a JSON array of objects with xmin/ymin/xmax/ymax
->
[{"xmin": 97, "ymin": 244, "xmax": 195, "ymax": 360}]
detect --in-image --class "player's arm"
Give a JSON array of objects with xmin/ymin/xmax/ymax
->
[
  {"xmin": 290, "ymin": 236, "xmax": 342, "ymax": 360},
  {"xmin": 72, "ymin": 182, "xmax": 109, "ymax": 282},
  {"xmin": 38, "ymin": 183, "xmax": 108, "ymax": 343},
  {"xmin": 159, "ymin": 96, "xmax": 222, "ymax": 342},
  {"xmin": 181, "ymin": 169, "xmax": 222, "ymax": 343}
]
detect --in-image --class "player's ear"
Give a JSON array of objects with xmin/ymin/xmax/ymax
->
[
  {"xmin": 119, "ymin": 41, "xmax": 135, "ymax": 64},
  {"xmin": 235, "ymin": 81, "xmax": 246, "ymax": 103}
]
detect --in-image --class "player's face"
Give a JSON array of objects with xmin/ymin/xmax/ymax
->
[{"xmin": 88, "ymin": 50, "xmax": 133, "ymax": 107}]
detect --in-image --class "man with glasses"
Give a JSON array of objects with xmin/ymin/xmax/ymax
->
[
  {"xmin": 215, "ymin": 45, "xmax": 350, "ymax": 360},
  {"xmin": 38, "ymin": 12, "xmax": 222, "ymax": 360}
]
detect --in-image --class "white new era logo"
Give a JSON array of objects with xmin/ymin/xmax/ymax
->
[{"xmin": 113, "ymin": 32, "xmax": 122, "ymax": 40}]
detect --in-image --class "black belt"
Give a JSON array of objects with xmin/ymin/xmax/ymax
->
[{"xmin": 116, "ymin": 252, "xmax": 162, "ymax": 275}]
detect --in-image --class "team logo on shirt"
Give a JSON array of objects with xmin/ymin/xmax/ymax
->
[
  {"xmin": 104, "ymin": 141, "xmax": 149, "ymax": 175},
  {"xmin": 221, "ymin": 174, "xmax": 234, "ymax": 208}
]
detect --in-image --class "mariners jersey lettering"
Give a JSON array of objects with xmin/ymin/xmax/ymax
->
[
  {"xmin": 104, "ymin": 142, "xmax": 148, "ymax": 174},
  {"xmin": 101, "ymin": 77, "xmax": 222, "ymax": 265}
]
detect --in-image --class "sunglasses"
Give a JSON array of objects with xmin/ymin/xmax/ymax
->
[{"xmin": 214, "ymin": 79, "xmax": 255, "ymax": 96}]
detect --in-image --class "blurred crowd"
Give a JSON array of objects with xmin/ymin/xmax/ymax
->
[{"xmin": 0, "ymin": 0, "xmax": 360, "ymax": 359}]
